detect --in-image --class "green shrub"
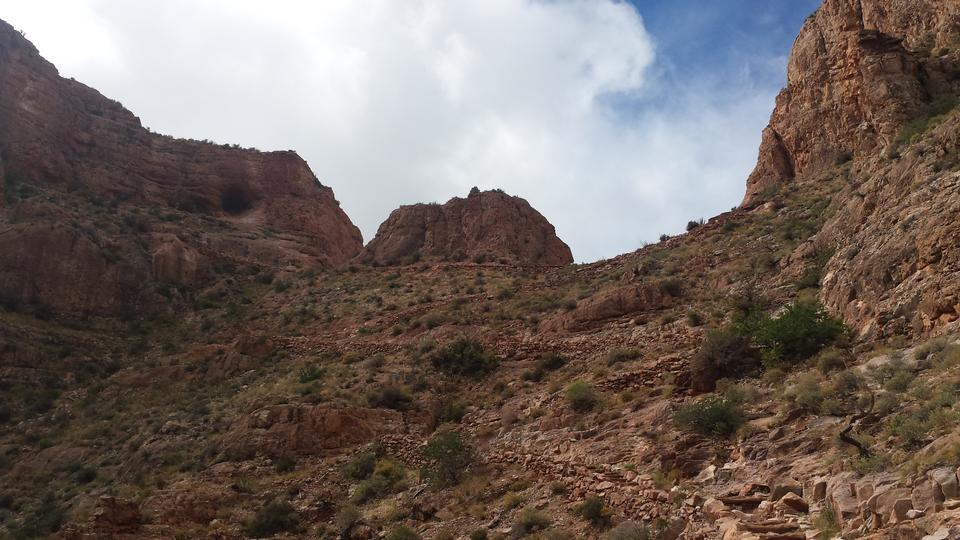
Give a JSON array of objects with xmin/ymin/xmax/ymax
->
[
  {"xmin": 674, "ymin": 396, "xmax": 744, "ymax": 437},
  {"xmin": 575, "ymin": 495, "xmax": 611, "ymax": 526},
  {"xmin": 565, "ymin": 381, "xmax": 598, "ymax": 412},
  {"xmin": 430, "ymin": 339, "xmax": 498, "ymax": 377},
  {"xmin": 522, "ymin": 354, "xmax": 567, "ymax": 381},
  {"xmin": 470, "ymin": 530, "xmax": 489, "ymax": 540},
  {"xmin": 246, "ymin": 500, "xmax": 299, "ymax": 537},
  {"xmin": 387, "ymin": 525, "xmax": 420, "ymax": 540},
  {"xmin": 274, "ymin": 455, "xmax": 296, "ymax": 473},
  {"xmin": 690, "ymin": 328, "xmax": 760, "ymax": 392},
  {"xmin": 439, "ymin": 400, "xmax": 467, "ymax": 423},
  {"xmin": 813, "ymin": 506, "xmax": 840, "ymax": 538},
  {"xmin": 511, "ymin": 507, "xmax": 552, "ymax": 537},
  {"xmin": 367, "ymin": 385, "xmax": 414, "ymax": 410},
  {"xmin": 787, "ymin": 372, "xmax": 823, "ymax": 412},
  {"xmin": 745, "ymin": 300, "xmax": 844, "ymax": 367},
  {"xmin": 344, "ymin": 452, "xmax": 377, "ymax": 480},
  {"xmin": 8, "ymin": 494, "xmax": 66, "ymax": 538},
  {"xmin": 686, "ymin": 310, "xmax": 704, "ymax": 327},
  {"xmin": 352, "ymin": 459, "xmax": 406, "ymax": 503},
  {"xmin": 815, "ymin": 348, "xmax": 847, "ymax": 373},
  {"xmin": 422, "ymin": 430, "xmax": 472, "ymax": 487},
  {"xmin": 297, "ymin": 363, "xmax": 324, "ymax": 383},
  {"xmin": 334, "ymin": 504, "xmax": 360, "ymax": 533}
]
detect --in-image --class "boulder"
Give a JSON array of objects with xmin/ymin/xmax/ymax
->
[{"xmin": 929, "ymin": 467, "xmax": 960, "ymax": 499}]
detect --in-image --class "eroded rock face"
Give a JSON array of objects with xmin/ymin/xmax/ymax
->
[
  {"xmin": 361, "ymin": 189, "xmax": 573, "ymax": 266},
  {"xmin": 221, "ymin": 404, "xmax": 404, "ymax": 457},
  {"xmin": 743, "ymin": 0, "xmax": 960, "ymax": 205},
  {"xmin": 0, "ymin": 20, "xmax": 362, "ymax": 314}
]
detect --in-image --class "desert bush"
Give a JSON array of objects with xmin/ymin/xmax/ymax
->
[
  {"xmin": 523, "ymin": 354, "xmax": 567, "ymax": 381},
  {"xmin": 716, "ymin": 379, "xmax": 760, "ymax": 405},
  {"xmin": 815, "ymin": 348, "xmax": 847, "ymax": 373},
  {"xmin": 470, "ymin": 530, "xmax": 489, "ymax": 540},
  {"xmin": 686, "ymin": 219, "xmax": 703, "ymax": 231},
  {"xmin": 8, "ymin": 494, "xmax": 66, "ymax": 539},
  {"xmin": 297, "ymin": 363, "xmax": 324, "ymax": 383},
  {"xmin": 686, "ymin": 310, "xmax": 704, "ymax": 327},
  {"xmin": 422, "ymin": 430, "xmax": 472, "ymax": 487},
  {"xmin": 743, "ymin": 300, "xmax": 844, "ymax": 367},
  {"xmin": 274, "ymin": 455, "xmax": 296, "ymax": 473},
  {"xmin": 575, "ymin": 495, "xmax": 611, "ymax": 526},
  {"xmin": 246, "ymin": 500, "xmax": 300, "ymax": 537},
  {"xmin": 674, "ymin": 396, "xmax": 744, "ymax": 437},
  {"xmin": 387, "ymin": 525, "xmax": 420, "ymax": 540},
  {"xmin": 344, "ymin": 452, "xmax": 377, "ymax": 480},
  {"xmin": 915, "ymin": 339, "xmax": 948, "ymax": 362},
  {"xmin": 334, "ymin": 504, "xmax": 360, "ymax": 533},
  {"xmin": 813, "ymin": 506, "xmax": 840, "ymax": 538},
  {"xmin": 439, "ymin": 400, "xmax": 467, "ymax": 423},
  {"xmin": 367, "ymin": 385, "xmax": 414, "ymax": 411},
  {"xmin": 565, "ymin": 381, "xmax": 598, "ymax": 412},
  {"xmin": 606, "ymin": 348, "xmax": 642, "ymax": 366},
  {"xmin": 691, "ymin": 328, "xmax": 760, "ymax": 392},
  {"xmin": 787, "ymin": 372, "xmax": 823, "ymax": 412},
  {"xmin": 511, "ymin": 507, "xmax": 552, "ymax": 537},
  {"xmin": 604, "ymin": 521, "xmax": 660, "ymax": 540},
  {"xmin": 352, "ymin": 459, "xmax": 406, "ymax": 503},
  {"xmin": 430, "ymin": 339, "xmax": 498, "ymax": 377}
]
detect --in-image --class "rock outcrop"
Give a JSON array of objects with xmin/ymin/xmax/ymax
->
[
  {"xmin": 361, "ymin": 188, "xmax": 573, "ymax": 266},
  {"xmin": 0, "ymin": 20, "xmax": 362, "ymax": 314},
  {"xmin": 738, "ymin": 0, "xmax": 960, "ymax": 339},
  {"xmin": 743, "ymin": 0, "xmax": 960, "ymax": 205}
]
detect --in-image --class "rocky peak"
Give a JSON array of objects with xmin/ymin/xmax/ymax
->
[
  {"xmin": 0, "ymin": 19, "xmax": 363, "ymax": 314},
  {"xmin": 361, "ymin": 188, "xmax": 573, "ymax": 266},
  {"xmin": 743, "ymin": 0, "xmax": 960, "ymax": 205}
]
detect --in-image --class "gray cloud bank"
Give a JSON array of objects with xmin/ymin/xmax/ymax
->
[{"xmin": 4, "ymin": 0, "xmax": 780, "ymax": 262}]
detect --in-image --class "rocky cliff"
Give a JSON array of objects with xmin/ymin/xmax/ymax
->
[
  {"xmin": 361, "ymin": 188, "xmax": 573, "ymax": 266},
  {"xmin": 744, "ymin": 0, "xmax": 960, "ymax": 205},
  {"xmin": 742, "ymin": 0, "xmax": 960, "ymax": 340},
  {"xmin": 0, "ymin": 20, "xmax": 362, "ymax": 315}
]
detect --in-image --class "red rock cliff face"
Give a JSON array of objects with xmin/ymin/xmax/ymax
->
[
  {"xmin": 361, "ymin": 189, "xmax": 573, "ymax": 266},
  {"xmin": 753, "ymin": 0, "xmax": 960, "ymax": 339},
  {"xmin": 743, "ymin": 0, "xmax": 960, "ymax": 205},
  {"xmin": 0, "ymin": 20, "xmax": 362, "ymax": 314}
]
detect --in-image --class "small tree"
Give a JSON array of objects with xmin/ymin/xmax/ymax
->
[{"xmin": 422, "ymin": 430, "xmax": 473, "ymax": 487}]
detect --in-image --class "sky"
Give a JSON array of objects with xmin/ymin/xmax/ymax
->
[{"xmin": 1, "ymin": 0, "xmax": 820, "ymax": 262}]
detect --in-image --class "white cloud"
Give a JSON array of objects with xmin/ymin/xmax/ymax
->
[{"xmin": 2, "ymin": 0, "xmax": 775, "ymax": 262}]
